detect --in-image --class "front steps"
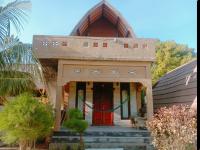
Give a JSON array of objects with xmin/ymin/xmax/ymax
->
[{"xmin": 49, "ymin": 127, "xmax": 154, "ymax": 150}]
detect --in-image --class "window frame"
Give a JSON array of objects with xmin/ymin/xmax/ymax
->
[
  {"xmin": 120, "ymin": 83, "xmax": 131, "ymax": 120},
  {"xmin": 75, "ymin": 82, "xmax": 86, "ymax": 119}
]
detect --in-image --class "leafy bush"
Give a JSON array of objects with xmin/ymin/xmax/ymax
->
[
  {"xmin": 147, "ymin": 105, "xmax": 197, "ymax": 150},
  {"xmin": 63, "ymin": 109, "xmax": 88, "ymax": 148},
  {"xmin": 67, "ymin": 108, "xmax": 84, "ymax": 120},
  {"xmin": 0, "ymin": 93, "xmax": 54, "ymax": 150}
]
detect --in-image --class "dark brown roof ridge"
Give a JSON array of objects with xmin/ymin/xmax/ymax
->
[{"xmin": 70, "ymin": 0, "xmax": 136, "ymax": 38}]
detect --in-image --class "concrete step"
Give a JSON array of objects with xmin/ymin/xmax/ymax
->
[
  {"xmin": 52, "ymin": 136, "xmax": 151, "ymax": 143},
  {"xmin": 84, "ymin": 143, "xmax": 154, "ymax": 150},
  {"xmin": 49, "ymin": 143, "xmax": 154, "ymax": 150},
  {"xmin": 53, "ymin": 130, "xmax": 150, "ymax": 137},
  {"xmin": 50, "ymin": 129, "xmax": 154, "ymax": 150}
]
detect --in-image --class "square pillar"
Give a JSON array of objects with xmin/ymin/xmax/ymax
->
[
  {"xmin": 54, "ymin": 85, "xmax": 63, "ymax": 131},
  {"xmin": 146, "ymin": 81, "xmax": 153, "ymax": 119},
  {"xmin": 136, "ymin": 84, "xmax": 142, "ymax": 112}
]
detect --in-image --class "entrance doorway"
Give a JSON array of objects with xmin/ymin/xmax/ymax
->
[{"xmin": 92, "ymin": 82, "xmax": 113, "ymax": 126}]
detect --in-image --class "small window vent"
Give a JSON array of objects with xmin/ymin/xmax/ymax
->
[
  {"xmin": 124, "ymin": 43, "xmax": 129, "ymax": 48},
  {"xmin": 62, "ymin": 41, "xmax": 67, "ymax": 46},
  {"xmin": 93, "ymin": 42, "xmax": 98, "ymax": 47},
  {"xmin": 103, "ymin": 43, "xmax": 108, "ymax": 47},
  {"xmin": 83, "ymin": 42, "xmax": 89, "ymax": 47}
]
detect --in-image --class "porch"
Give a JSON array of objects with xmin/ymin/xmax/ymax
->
[
  {"xmin": 60, "ymin": 81, "xmax": 148, "ymax": 128},
  {"xmin": 43, "ymin": 59, "xmax": 154, "ymax": 131}
]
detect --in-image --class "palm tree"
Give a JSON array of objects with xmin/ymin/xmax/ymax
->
[
  {"xmin": 0, "ymin": 0, "xmax": 31, "ymax": 46},
  {"xmin": 0, "ymin": 0, "xmax": 45, "ymax": 99}
]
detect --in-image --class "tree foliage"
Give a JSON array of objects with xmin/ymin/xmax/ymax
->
[
  {"xmin": 152, "ymin": 41, "xmax": 196, "ymax": 85},
  {"xmin": 147, "ymin": 105, "xmax": 197, "ymax": 150},
  {"xmin": 0, "ymin": 1, "xmax": 46, "ymax": 100},
  {"xmin": 63, "ymin": 109, "xmax": 88, "ymax": 146},
  {"xmin": 0, "ymin": 0, "xmax": 31, "ymax": 46},
  {"xmin": 0, "ymin": 93, "xmax": 54, "ymax": 149},
  {"xmin": 0, "ymin": 42, "xmax": 44, "ymax": 97}
]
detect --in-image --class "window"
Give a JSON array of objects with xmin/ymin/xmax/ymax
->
[
  {"xmin": 76, "ymin": 82, "xmax": 86, "ymax": 118},
  {"xmin": 120, "ymin": 83, "xmax": 130, "ymax": 119}
]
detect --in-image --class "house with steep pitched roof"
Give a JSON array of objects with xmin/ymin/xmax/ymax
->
[{"xmin": 32, "ymin": 0, "xmax": 156, "ymax": 131}]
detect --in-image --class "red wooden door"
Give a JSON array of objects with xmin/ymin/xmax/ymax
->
[{"xmin": 93, "ymin": 83, "xmax": 113, "ymax": 126}]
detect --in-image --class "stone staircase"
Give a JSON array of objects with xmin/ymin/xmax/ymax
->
[{"xmin": 49, "ymin": 127, "xmax": 154, "ymax": 150}]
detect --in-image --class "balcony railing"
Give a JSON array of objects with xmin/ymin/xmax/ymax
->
[{"xmin": 33, "ymin": 35, "xmax": 156, "ymax": 61}]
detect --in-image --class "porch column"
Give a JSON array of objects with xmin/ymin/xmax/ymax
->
[
  {"xmin": 136, "ymin": 84, "xmax": 142, "ymax": 112},
  {"xmin": 54, "ymin": 85, "xmax": 63, "ymax": 131},
  {"xmin": 54, "ymin": 60, "xmax": 64, "ymax": 131},
  {"xmin": 145, "ymin": 80, "xmax": 153, "ymax": 120}
]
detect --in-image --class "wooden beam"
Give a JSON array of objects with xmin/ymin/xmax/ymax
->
[
  {"xmin": 102, "ymin": 3, "xmax": 105, "ymax": 17},
  {"xmin": 115, "ymin": 16, "xmax": 120, "ymax": 27},
  {"xmin": 125, "ymin": 30, "xmax": 130, "ymax": 37},
  {"xmin": 87, "ymin": 15, "xmax": 90, "ymax": 26},
  {"xmin": 77, "ymin": 28, "xmax": 81, "ymax": 36}
]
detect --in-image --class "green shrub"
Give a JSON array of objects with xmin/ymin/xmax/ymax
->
[
  {"xmin": 63, "ymin": 108, "xmax": 88, "ymax": 148},
  {"xmin": 147, "ymin": 105, "xmax": 197, "ymax": 150},
  {"xmin": 0, "ymin": 93, "xmax": 54, "ymax": 150},
  {"xmin": 67, "ymin": 108, "xmax": 84, "ymax": 120}
]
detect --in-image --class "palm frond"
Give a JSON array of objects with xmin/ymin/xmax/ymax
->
[
  {"xmin": 0, "ymin": 0, "xmax": 31, "ymax": 45},
  {"xmin": 0, "ymin": 70, "xmax": 36, "ymax": 96},
  {"xmin": 0, "ymin": 42, "xmax": 46, "ymax": 96}
]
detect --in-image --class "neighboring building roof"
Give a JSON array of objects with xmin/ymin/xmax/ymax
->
[
  {"xmin": 153, "ymin": 59, "xmax": 197, "ymax": 110},
  {"xmin": 70, "ymin": 0, "xmax": 136, "ymax": 38}
]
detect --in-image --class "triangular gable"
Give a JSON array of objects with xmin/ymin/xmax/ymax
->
[{"xmin": 70, "ymin": 1, "xmax": 136, "ymax": 38}]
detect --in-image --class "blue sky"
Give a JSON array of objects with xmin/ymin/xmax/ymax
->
[{"xmin": 4, "ymin": 0, "xmax": 197, "ymax": 51}]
